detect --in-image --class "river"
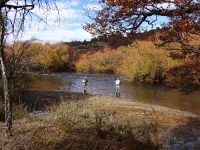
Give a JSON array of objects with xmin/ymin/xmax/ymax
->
[{"xmin": 28, "ymin": 72, "xmax": 200, "ymax": 115}]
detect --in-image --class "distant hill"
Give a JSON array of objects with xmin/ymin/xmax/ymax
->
[
  {"xmin": 64, "ymin": 27, "xmax": 166, "ymax": 52},
  {"xmin": 64, "ymin": 40, "xmax": 109, "ymax": 52}
]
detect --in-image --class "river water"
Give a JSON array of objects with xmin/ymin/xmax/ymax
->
[{"xmin": 29, "ymin": 73, "xmax": 200, "ymax": 115}]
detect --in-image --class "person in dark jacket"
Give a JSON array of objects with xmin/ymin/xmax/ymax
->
[{"xmin": 82, "ymin": 76, "xmax": 88, "ymax": 93}]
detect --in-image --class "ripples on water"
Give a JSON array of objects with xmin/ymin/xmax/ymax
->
[{"xmin": 29, "ymin": 73, "xmax": 200, "ymax": 115}]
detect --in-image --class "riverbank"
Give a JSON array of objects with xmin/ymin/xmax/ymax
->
[{"xmin": 1, "ymin": 95, "xmax": 200, "ymax": 149}]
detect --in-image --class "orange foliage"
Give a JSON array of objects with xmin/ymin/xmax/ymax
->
[
  {"xmin": 84, "ymin": 0, "xmax": 200, "ymax": 61},
  {"xmin": 6, "ymin": 42, "xmax": 78, "ymax": 71}
]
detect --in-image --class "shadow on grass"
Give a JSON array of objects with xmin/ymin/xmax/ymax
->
[
  {"xmin": 47, "ymin": 116, "xmax": 200, "ymax": 150},
  {"xmin": 19, "ymin": 89, "xmax": 91, "ymax": 111},
  {"xmin": 166, "ymin": 117, "xmax": 200, "ymax": 149},
  {"xmin": 32, "ymin": 125, "xmax": 162, "ymax": 150},
  {"xmin": 29, "ymin": 117, "xmax": 200, "ymax": 150}
]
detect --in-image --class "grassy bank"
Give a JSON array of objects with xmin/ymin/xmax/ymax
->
[{"xmin": 1, "ymin": 96, "xmax": 200, "ymax": 149}]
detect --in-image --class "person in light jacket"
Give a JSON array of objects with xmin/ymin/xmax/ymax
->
[{"xmin": 115, "ymin": 77, "xmax": 121, "ymax": 97}]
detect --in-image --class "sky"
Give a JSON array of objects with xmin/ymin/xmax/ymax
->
[
  {"xmin": 7, "ymin": 0, "xmax": 101, "ymax": 43},
  {"xmin": 6, "ymin": 0, "xmax": 170, "ymax": 43}
]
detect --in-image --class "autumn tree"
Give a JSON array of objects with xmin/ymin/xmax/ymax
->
[
  {"xmin": 26, "ymin": 43, "xmax": 77, "ymax": 71},
  {"xmin": 84, "ymin": 0, "xmax": 200, "ymax": 58},
  {"xmin": 84, "ymin": 0, "xmax": 200, "ymax": 88},
  {"xmin": 0, "ymin": 0, "xmax": 58, "ymax": 137}
]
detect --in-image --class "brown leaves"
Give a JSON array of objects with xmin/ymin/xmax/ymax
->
[
  {"xmin": 85, "ymin": 0, "xmax": 200, "ymax": 34},
  {"xmin": 84, "ymin": 0, "xmax": 200, "ymax": 62}
]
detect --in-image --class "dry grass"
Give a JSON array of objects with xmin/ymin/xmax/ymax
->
[{"xmin": 0, "ymin": 96, "xmax": 199, "ymax": 149}]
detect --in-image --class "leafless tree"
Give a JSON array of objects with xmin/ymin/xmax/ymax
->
[{"xmin": 0, "ymin": 0, "xmax": 58, "ymax": 137}]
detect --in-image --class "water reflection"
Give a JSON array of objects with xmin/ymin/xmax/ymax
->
[
  {"xmin": 29, "ymin": 75, "xmax": 68, "ymax": 90},
  {"xmin": 28, "ymin": 73, "xmax": 200, "ymax": 115}
]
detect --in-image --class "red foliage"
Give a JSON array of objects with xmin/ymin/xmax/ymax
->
[{"xmin": 165, "ymin": 61, "xmax": 200, "ymax": 89}]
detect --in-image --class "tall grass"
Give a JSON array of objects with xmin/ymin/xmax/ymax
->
[
  {"xmin": 1, "ymin": 95, "xmax": 198, "ymax": 149},
  {"xmin": 1, "ymin": 96, "xmax": 170, "ymax": 149}
]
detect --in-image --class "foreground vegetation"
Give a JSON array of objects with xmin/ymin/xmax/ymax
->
[{"xmin": 0, "ymin": 96, "xmax": 200, "ymax": 149}]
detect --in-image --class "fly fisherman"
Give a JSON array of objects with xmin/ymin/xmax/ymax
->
[
  {"xmin": 82, "ymin": 76, "xmax": 88, "ymax": 93},
  {"xmin": 115, "ymin": 77, "xmax": 121, "ymax": 97}
]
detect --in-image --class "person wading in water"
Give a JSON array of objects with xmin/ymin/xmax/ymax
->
[
  {"xmin": 115, "ymin": 77, "xmax": 121, "ymax": 97},
  {"xmin": 82, "ymin": 76, "xmax": 88, "ymax": 93}
]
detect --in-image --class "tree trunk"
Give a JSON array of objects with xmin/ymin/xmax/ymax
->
[
  {"xmin": 0, "ymin": 9, "xmax": 12, "ymax": 137},
  {"xmin": 0, "ymin": 53, "xmax": 12, "ymax": 136}
]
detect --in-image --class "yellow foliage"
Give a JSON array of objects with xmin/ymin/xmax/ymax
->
[
  {"xmin": 28, "ymin": 43, "xmax": 73, "ymax": 70},
  {"xmin": 76, "ymin": 40, "xmax": 180, "ymax": 83},
  {"xmin": 119, "ymin": 41, "xmax": 180, "ymax": 82},
  {"xmin": 76, "ymin": 49, "xmax": 123, "ymax": 73}
]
